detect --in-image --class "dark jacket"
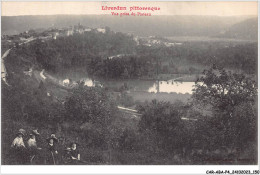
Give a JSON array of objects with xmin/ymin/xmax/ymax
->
[{"xmin": 45, "ymin": 143, "xmax": 58, "ymax": 165}]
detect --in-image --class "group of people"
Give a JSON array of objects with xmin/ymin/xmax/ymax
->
[{"xmin": 11, "ymin": 129, "xmax": 81, "ymax": 165}]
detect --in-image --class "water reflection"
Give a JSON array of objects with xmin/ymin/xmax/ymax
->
[
  {"xmin": 148, "ymin": 81, "xmax": 195, "ymax": 94},
  {"xmin": 62, "ymin": 77, "xmax": 197, "ymax": 94}
]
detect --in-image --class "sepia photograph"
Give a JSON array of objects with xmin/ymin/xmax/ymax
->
[{"xmin": 0, "ymin": 1, "xmax": 258, "ymax": 172}]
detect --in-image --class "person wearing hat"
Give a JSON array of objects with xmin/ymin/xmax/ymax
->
[
  {"xmin": 27, "ymin": 129, "xmax": 40, "ymax": 148},
  {"xmin": 27, "ymin": 130, "xmax": 42, "ymax": 164},
  {"xmin": 45, "ymin": 134, "xmax": 59, "ymax": 165},
  {"xmin": 11, "ymin": 129, "xmax": 26, "ymax": 149},
  {"xmin": 11, "ymin": 129, "xmax": 26, "ymax": 164}
]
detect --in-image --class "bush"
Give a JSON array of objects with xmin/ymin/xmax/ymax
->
[
  {"xmin": 192, "ymin": 66, "xmax": 257, "ymax": 150},
  {"xmin": 137, "ymin": 100, "xmax": 189, "ymax": 152},
  {"xmin": 64, "ymin": 85, "xmax": 117, "ymax": 148}
]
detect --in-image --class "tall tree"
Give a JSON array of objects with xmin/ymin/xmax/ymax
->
[{"xmin": 192, "ymin": 66, "xmax": 257, "ymax": 149}]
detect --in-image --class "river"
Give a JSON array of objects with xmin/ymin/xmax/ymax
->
[{"xmin": 62, "ymin": 77, "xmax": 196, "ymax": 94}]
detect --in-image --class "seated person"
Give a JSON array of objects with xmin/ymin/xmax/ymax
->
[{"xmin": 70, "ymin": 143, "xmax": 80, "ymax": 163}]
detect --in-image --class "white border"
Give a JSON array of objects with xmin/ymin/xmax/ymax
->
[
  {"xmin": 1, "ymin": 165, "xmax": 260, "ymax": 174},
  {"xmin": 0, "ymin": 0, "xmax": 259, "ymax": 174}
]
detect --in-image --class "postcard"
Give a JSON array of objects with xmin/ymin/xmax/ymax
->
[{"xmin": 1, "ymin": 1, "xmax": 259, "ymax": 174}]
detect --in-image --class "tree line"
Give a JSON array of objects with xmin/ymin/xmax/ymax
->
[{"xmin": 12, "ymin": 30, "xmax": 257, "ymax": 80}]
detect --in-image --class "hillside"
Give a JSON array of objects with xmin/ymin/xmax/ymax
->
[
  {"xmin": 217, "ymin": 17, "xmax": 258, "ymax": 40},
  {"xmin": 1, "ymin": 15, "xmax": 254, "ymax": 37},
  {"xmin": 1, "ymin": 22, "xmax": 258, "ymax": 165}
]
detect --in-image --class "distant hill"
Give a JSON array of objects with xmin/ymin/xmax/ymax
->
[
  {"xmin": 217, "ymin": 18, "xmax": 257, "ymax": 40},
  {"xmin": 1, "ymin": 15, "xmax": 256, "ymax": 39}
]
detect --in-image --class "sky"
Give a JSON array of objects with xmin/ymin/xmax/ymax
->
[{"xmin": 1, "ymin": 1, "xmax": 258, "ymax": 16}]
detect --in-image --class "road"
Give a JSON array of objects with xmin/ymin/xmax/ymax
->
[
  {"xmin": 1, "ymin": 49, "xmax": 12, "ymax": 85},
  {"xmin": 1, "ymin": 38, "xmax": 36, "ymax": 85}
]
